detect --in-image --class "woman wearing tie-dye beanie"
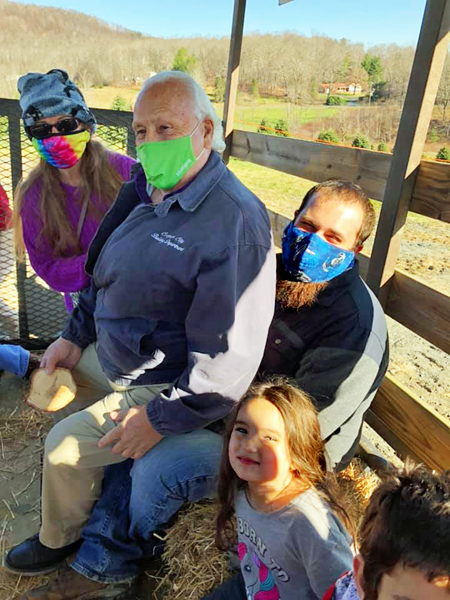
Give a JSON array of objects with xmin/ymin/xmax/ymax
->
[{"xmin": 14, "ymin": 69, "xmax": 135, "ymax": 311}]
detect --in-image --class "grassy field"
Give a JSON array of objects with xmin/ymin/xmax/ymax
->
[
  {"xmin": 215, "ymin": 94, "xmax": 339, "ymax": 133},
  {"xmin": 81, "ymin": 85, "xmax": 140, "ymax": 110}
]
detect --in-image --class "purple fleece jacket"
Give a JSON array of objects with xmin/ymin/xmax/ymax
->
[{"xmin": 20, "ymin": 151, "xmax": 134, "ymax": 310}]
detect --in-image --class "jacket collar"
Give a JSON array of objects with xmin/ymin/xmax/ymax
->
[{"xmin": 134, "ymin": 150, "xmax": 226, "ymax": 217}]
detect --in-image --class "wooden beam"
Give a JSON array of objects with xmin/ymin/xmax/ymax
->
[
  {"xmin": 222, "ymin": 0, "xmax": 246, "ymax": 164},
  {"xmin": 386, "ymin": 269, "xmax": 450, "ymax": 355},
  {"xmin": 365, "ymin": 409, "xmax": 424, "ymax": 466},
  {"xmin": 231, "ymin": 131, "xmax": 391, "ymax": 201},
  {"xmin": 232, "ymin": 130, "xmax": 450, "ymax": 223},
  {"xmin": 266, "ymin": 208, "xmax": 290, "ymax": 246},
  {"xmin": 366, "ymin": 0, "xmax": 450, "ymax": 298},
  {"xmin": 368, "ymin": 374, "xmax": 450, "ymax": 471},
  {"xmin": 410, "ymin": 159, "xmax": 450, "ymax": 221}
]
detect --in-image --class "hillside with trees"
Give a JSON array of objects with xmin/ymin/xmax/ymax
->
[
  {"xmin": 0, "ymin": 0, "xmax": 414, "ymax": 100},
  {"xmin": 2, "ymin": 0, "xmax": 450, "ymax": 156}
]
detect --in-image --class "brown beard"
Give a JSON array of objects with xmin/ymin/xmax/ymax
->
[{"xmin": 276, "ymin": 278, "xmax": 328, "ymax": 309}]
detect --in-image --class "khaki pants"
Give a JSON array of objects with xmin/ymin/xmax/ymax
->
[{"xmin": 40, "ymin": 344, "xmax": 169, "ymax": 548}]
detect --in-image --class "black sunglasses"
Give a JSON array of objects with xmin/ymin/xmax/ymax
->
[{"xmin": 29, "ymin": 117, "xmax": 82, "ymax": 140}]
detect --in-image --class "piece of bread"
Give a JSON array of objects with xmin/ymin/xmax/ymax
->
[{"xmin": 27, "ymin": 368, "xmax": 77, "ymax": 412}]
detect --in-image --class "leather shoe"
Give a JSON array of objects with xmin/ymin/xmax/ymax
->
[
  {"xmin": 20, "ymin": 566, "xmax": 136, "ymax": 599},
  {"xmin": 4, "ymin": 534, "xmax": 82, "ymax": 576}
]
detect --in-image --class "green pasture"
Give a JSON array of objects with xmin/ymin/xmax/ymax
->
[{"xmin": 213, "ymin": 95, "xmax": 339, "ymax": 134}]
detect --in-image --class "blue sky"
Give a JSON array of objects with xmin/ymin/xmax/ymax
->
[{"xmin": 14, "ymin": 0, "xmax": 427, "ymax": 47}]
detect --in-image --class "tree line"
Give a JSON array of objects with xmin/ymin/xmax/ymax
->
[
  {"xmin": 2, "ymin": 0, "xmax": 450, "ymax": 152},
  {"xmin": 0, "ymin": 1, "xmax": 415, "ymax": 101}
]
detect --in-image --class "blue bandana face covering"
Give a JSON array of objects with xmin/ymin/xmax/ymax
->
[{"xmin": 282, "ymin": 221, "xmax": 355, "ymax": 283}]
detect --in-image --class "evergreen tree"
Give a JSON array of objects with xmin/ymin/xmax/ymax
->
[
  {"xmin": 257, "ymin": 118, "xmax": 270, "ymax": 134},
  {"xmin": 250, "ymin": 78, "xmax": 259, "ymax": 99},
  {"xmin": 213, "ymin": 76, "xmax": 226, "ymax": 103},
  {"xmin": 172, "ymin": 47, "xmax": 197, "ymax": 73},
  {"xmin": 111, "ymin": 95, "xmax": 129, "ymax": 111},
  {"xmin": 274, "ymin": 119, "xmax": 289, "ymax": 137},
  {"xmin": 317, "ymin": 129, "xmax": 340, "ymax": 143},
  {"xmin": 436, "ymin": 146, "xmax": 450, "ymax": 160},
  {"xmin": 429, "ymin": 127, "xmax": 440, "ymax": 143},
  {"xmin": 352, "ymin": 133, "xmax": 370, "ymax": 148}
]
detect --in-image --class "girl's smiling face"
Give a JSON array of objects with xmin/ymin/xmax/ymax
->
[{"xmin": 228, "ymin": 397, "xmax": 293, "ymax": 490}]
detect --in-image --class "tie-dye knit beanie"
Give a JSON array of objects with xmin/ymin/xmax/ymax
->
[{"xmin": 17, "ymin": 69, "xmax": 96, "ymax": 139}]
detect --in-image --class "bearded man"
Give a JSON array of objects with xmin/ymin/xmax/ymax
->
[{"xmin": 259, "ymin": 179, "xmax": 389, "ymax": 471}]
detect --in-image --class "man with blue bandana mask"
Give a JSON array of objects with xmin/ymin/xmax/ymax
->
[{"xmin": 259, "ymin": 179, "xmax": 389, "ymax": 472}]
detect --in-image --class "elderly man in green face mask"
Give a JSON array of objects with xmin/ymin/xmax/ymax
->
[
  {"xmin": 6, "ymin": 72, "xmax": 276, "ymax": 598},
  {"xmin": 134, "ymin": 73, "xmax": 214, "ymax": 201}
]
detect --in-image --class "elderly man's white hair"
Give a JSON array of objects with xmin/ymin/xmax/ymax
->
[{"xmin": 139, "ymin": 71, "xmax": 226, "ymax": 153}]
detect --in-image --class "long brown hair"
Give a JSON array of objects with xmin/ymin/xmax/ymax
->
[
  {"xmin": 215, "ymin": 378, "xmax": 354, "ymax": 550},
  {"xmin": 13, "ymin": 139, "xmax": 125, "ymax": 260}
]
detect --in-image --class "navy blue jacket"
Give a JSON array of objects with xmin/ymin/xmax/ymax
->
[
  {"xmin": 63, "ymin": 152, "xmax": 276, "ymax": 434},
  {"xmin": 259, "ymin": 256, "xmax": 388, "ymax": 470}
]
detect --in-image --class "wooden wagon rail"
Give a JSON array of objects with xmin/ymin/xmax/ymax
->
[{"xmin": 231, "ymin": 130, "xmax": 450, "ymax": 224}]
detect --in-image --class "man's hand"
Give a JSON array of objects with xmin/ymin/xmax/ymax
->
[
  {"xmin": 40, "ymin": 337, "xmax": 82, "ymax": 375},
  {"xmin": 98, "ymin": 405, "xmax": 163, "ymax": 459}
]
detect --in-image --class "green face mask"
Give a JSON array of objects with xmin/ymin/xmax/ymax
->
[{"xmin": 136, "ymin": 120, "xmax": 205, "ymax": 191}]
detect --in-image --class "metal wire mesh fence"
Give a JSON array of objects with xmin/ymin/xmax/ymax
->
[{"xmin": 0, "ymin": 99, "xmax": 135, "ymax": 349}]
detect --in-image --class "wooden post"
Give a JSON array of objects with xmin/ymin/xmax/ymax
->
[
  {"xmin": 222, "ymin": 0, "xmax": 246, "ymax": 164},
  {"xmin": 366, "ymin": 0, "xmax": 450, "ymax": 300}
]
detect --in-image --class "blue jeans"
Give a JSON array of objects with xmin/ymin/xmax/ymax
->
[
  {"xmin": 203, "ymin": 573, "xmax": 246, "ymax": 599},
  {"xmin": 71, "ymin": 429, "xmax": 222, "ymax": 583}
]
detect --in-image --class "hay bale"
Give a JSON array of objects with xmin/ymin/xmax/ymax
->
[
  {"xmin": 0, "ymin": 570, "xmax": 58, "ymax": 600},
  {"xmin": 152, "ymin": 501, "xmax": 232, "ymax": 600},
  {"xmin": 0, "ymin": 404, "xmax": 52, "ymax": 599},
  {"xmin": 338, "ymin": 458, "xmax": 380, "ymax": 529}
]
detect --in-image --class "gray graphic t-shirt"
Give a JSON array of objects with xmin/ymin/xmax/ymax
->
[{"xmin": 235, "ymin": 487, "xmax": 354, "ymax": 600}]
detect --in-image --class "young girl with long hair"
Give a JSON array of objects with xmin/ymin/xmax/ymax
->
[
  {"xmin": 205, "ymin": 379, "xmax": 354, "ymax": 600},
  {"xmin": 14, "ymin": 69, "xmax": 135, "ymax": 311}
]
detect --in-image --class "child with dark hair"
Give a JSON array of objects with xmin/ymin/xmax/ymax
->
[
  {"xmin": 323, "ymin": 462, "xmax": 450, "ymax": 600},
  {"xmin": 204, "ymin": 379, "xmax": 354, "ymax": 600}
]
